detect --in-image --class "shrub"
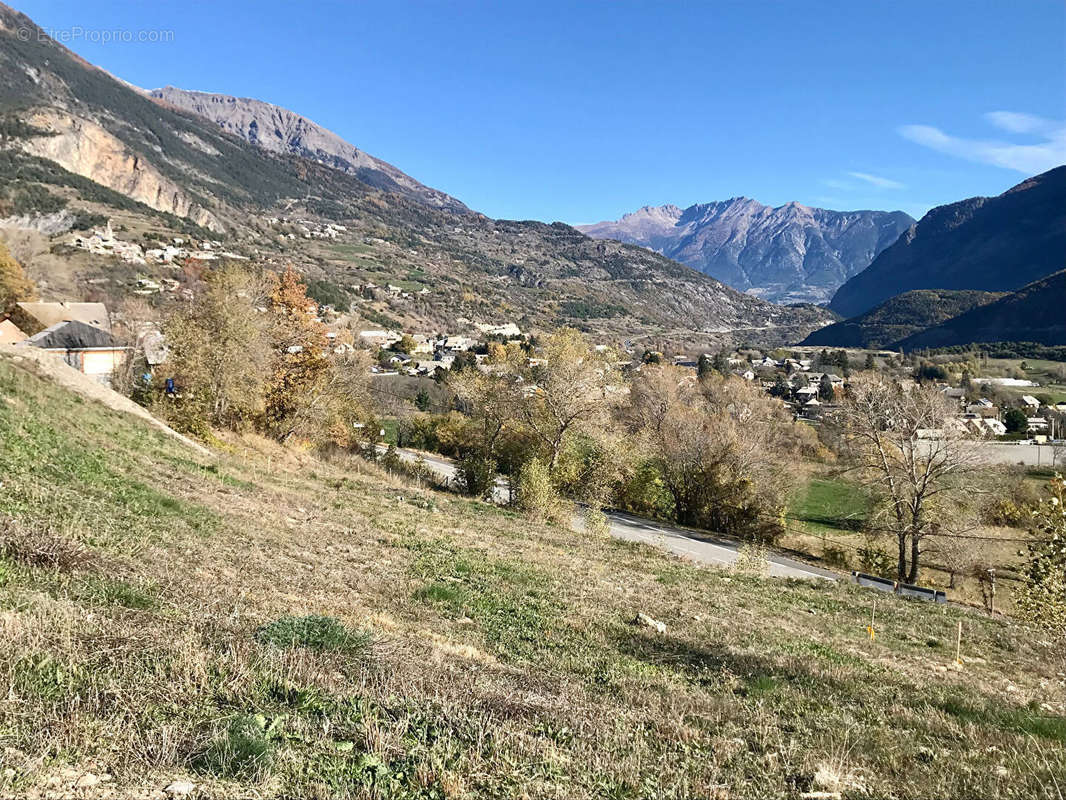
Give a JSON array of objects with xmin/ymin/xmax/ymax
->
[
  {"xmin": 516, "ymin": 458, "xmax": 570, "ymax": 525},
  {"xmin": 255, "ymin": 615, "xmax": 371, "ymax": 655},
  {"xmin": 380, "ymin": 444, "xmax": 402, "ymax": 473},
  {"xmin": 1017, "ymin": 478, "xmax": 1066, "ymax": 634},
  {"xmin": 858, "ymin": 542, "xmax": 894, "ymax": 578},
  {"xmin": 822, "ymin": 545, "xmax": 849, "ymax": 570},
  {"xmin": 455, "ymin": 451, "xmax": 497, "ymax": 499},
  {"xmin": 982, "ymin": 478, "xmax": 1040, "ymax": 527},
  {"xmin": 583, "ymin": 506, "xmax": 610, "ymax": 538},
  {"xmin": 733, "ymin": 543, "xmax": 769, "ymax": 577}
]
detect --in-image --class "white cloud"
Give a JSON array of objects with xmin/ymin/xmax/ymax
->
[
  {"xmin": 847, "ymin": 171, "xmax": 905, "ymax": 189},
  {"xmin": 899, "ymin": 112, "xmax": 1066, "ymax": 174},
  {"xmin": 984, "ymin": 111, "xmax": 1055, "ymax": 135}
]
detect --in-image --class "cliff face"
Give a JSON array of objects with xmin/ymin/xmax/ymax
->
[
  {"xmin": 19, "ymin": 109, "xmax": 223, "ymax": 231},
  {"xmin": 579, "ymin": 199, "xmax": 913, "ymax": 304},
  {"xmin": 829, "ymin": 166, "xmax": 1066, "ymax": 318}
]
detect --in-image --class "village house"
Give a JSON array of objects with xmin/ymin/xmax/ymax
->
[
  {"xmin": 9, "ymin": 302, "xmax": 112, "ymax": 336},
  {"xmin": 475, "ymin": 322, "xmax": 523, "ymax": 339},
  {"xmin": 1027, "ymin": 417, "xmax": 1049, "ymax": 433},
  {"xmin": 443, "ymin": 335, "xmax": 477, "ymax": 352},
  {"xmin": 1020, "ymin": 395, "xmax": 1042, "ymax": 410},
  {"xmin": 983, "ymin": 418, "xmax": 1008, "ymax": 436},
  {"xmin": 69, "ymin": 220, "xmax": 146, "ymax": 265},
  {"xmin": 963, "ymin": 417, "xmax": 1007, "ymax": 438},
  {"xmin": 358, "ymin": 329, "xmax": 402, "ymax": 349},
  {"xmin": 966, "ymin": 398, "xmax": 998, "ymax": 418},
  {"xmin": 17, "ymin": 320, "xmax": 129, "ymax": 386},
  {"xmin": 411, "ymin": 335, "xmax": 435, "ymax": 355}
]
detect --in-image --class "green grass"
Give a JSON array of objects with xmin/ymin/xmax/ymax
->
[
  {"xmin": 791, "ymin": 476, "xmax": 872, "ymax": 533},
  {"xmin": 0, "ymin": 360, "xmax": 221, "ymax": 549},
  {"xmin": 326, "ymin": 242, "xmax": 375, "ymax": 259},
  {"xmin": 407, "ymin": 538, "xmax": 572, "ymax": 661}
]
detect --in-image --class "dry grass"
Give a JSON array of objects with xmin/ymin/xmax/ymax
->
[{"xmin": 0, "ymin": 352, "xmax": 1064, "ymax": 799}]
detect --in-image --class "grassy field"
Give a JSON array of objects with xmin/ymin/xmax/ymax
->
[
  {"xmin": 785, "ymin": 473, "xmax": 1037, "ymax": 613},
  {"xmin": 0, "ymin": 353, "xmax": 1064, "ymax": 799},
  {"xmin": 981, "ymin": 358, "xmax": 1066, "ymax": 404}
]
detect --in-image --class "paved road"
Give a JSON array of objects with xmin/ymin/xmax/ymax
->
[
  {"xmin": 382, "ymin": 446, "xmax": 835, "ymax": 581},
  {"xmin": 972, "ymin": 442, "xmax": 1064, "ymax": 467}
]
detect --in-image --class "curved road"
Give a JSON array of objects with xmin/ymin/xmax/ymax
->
[{"xmin": 384, "ymin": 446, "xmax": 835, "ymax": 581}]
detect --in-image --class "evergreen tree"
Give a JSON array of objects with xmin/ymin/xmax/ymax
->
[
  {"xmin": 818, "ymin": 373, "xmax": 835, "ymax": 402},
  {"xmin": 697, "ymin": 353, "xmax": 712, "ymax": 379}
]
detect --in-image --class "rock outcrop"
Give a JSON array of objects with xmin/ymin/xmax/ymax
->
[{"xmin": 19, "ymin": 109, "xmax": 223, "ymax": 232}]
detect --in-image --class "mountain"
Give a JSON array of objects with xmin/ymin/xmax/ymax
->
[
  {"xmin": 829, "ymin": 167, "xmax": 1066, "ymax": 318},
  {"xmin": 894, "ymin": 270, "xmax": 1066, "ymax": 350},
  {"xmin": 800, "ymin": 289, "xmax": 1004, "ymax": 349},
  {"xmin": 578, "ymin": 199, "xmax": 914, "ymax": 304},
  {"xmin": 0, "ymin": 3, "xmax": 832, "ymax": 347},
  {"xmin": 147, "ymin": 86, "xmax": 466, "ymax": 213}
]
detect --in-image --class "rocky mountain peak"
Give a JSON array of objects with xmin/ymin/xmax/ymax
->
[
  {"xmin": 579, "ymin": 198, "xmax": 913, "ymax": 304},
  {"xmin": 148, "ymin": 86, "xmax": 467, "ymax": 213}
]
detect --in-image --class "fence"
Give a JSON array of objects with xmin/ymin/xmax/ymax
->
[{"xmin": 852, "ymin": 571, "xmax": 947, "ymax": 603}]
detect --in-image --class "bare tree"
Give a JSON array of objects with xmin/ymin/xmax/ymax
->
[{"xmin": 835, "ymin": 376, "xmax": 986, "ymax": 583}]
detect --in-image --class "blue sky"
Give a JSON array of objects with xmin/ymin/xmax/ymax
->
[{"xmin": 16, "ymin": 0, "xmax": 1066, "ymax": 223}]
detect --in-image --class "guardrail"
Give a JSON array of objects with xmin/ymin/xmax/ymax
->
[{"xmin": 851, "ymin": 572, "xmax": 947, "ymax": 603}]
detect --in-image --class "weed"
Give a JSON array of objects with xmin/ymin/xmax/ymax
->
[
  {"xmin": 12, "ymin": 654, "xmax": 87, "ymax": 703},
  {"xmin": 75, "ymin": 575, "xmax": 157, "ymax": 609},
  {"xmin": 195, "ymin": 713, "xmax": 282, "ymax": 779},
  {"xmin": 255, "ymin": 615, "xmax": 371, "ymax": 656}
]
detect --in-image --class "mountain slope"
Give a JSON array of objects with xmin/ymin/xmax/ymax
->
[
  {"xmin": 579, "ymin": 199, "xmax": 913, "ymax": 304},
  {"xmin": 829, "ymin": 167, "xmax": 1066, "ymax": 318},
  {"xmin": 147, "ymin": 86, "xmax": 466, "ymax": 213},
  {"xmin": 0, "ymin": 3, "xmax": 831, "ymax": 345},
  {"xmin": 894, "ymin": 270, "xmax": 1066, "ymax": 350},
  {"xmin": 801, "ymin": 289, "xmax": 1004, "ymax": 349}
]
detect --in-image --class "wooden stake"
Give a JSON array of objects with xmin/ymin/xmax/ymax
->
[
  {"xmin": 955, "ymin": 620, "xmax": 963, "ymax": 664},
  {"xmin": 867, "ymin": 599, "xmax": 876, "ymax": 640}
]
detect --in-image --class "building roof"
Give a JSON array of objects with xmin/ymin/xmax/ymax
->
[
  {"xmin": 1021, "ymin": 395, "xmax": 1040, "ymax": 406},
  {"xmin": 15, "ymin": 302, "xmax": 111, "ymax": 332},
  {"xmin": 0, "ymin": 319, "xmax": 27, "ymax": 345},
  {"xmin": 21, "ymin": 320, "xmax": 125, "ymax": 351}
]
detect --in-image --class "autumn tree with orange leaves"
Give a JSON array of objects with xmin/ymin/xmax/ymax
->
[{"xmin": 265, "ymin": 266, "xmax": 332, "ymax": 437}]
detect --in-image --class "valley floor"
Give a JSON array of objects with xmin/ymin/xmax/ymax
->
[{"xmin": 0, "ymin": 352, "xmax": 1063, "ymax": 799}]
